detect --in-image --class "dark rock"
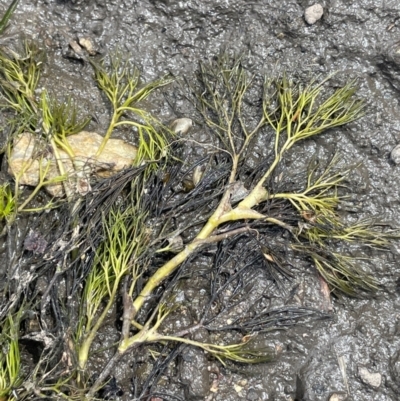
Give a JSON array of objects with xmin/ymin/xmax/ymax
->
[
  {"xmin": 179, "ymin": 347, "xmax": 210, "ymax": 399},
  {"xmin": 377, "ymin": 42, "xmax": 400, "ymax": 94},
  {"xmin": 296, "ymin": 347, "xmax": 347, "ymax": 400},
  {"xmin": 246, "ymin": 388, "xmax": 259, "ymax": 400},
  {"xmin": 389, "ymin": 351, "xmax": 400, "ymax": 393}
]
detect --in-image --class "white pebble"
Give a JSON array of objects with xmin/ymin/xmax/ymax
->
[
  {"xmin": 170, "ymin": 118, "xmax": 193, "ymax": 135},
  {"xmin": 358, "ymin": 366, "xmax": 382, "ymax": 389},
  {"xmin": 391, "ymin": 144, "xmax": 400, "ymax": 164},
  {"xmin": 329, "ymin": 393, "xmax": 348, "ymax": 401},
  {"xmin": 304, "ymin": 4, "xmax": 324, "ymax": 25}
]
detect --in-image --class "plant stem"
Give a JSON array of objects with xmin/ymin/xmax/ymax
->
[
  {"xmin": 78, "ymin": 283, "xmax": 119, "ymax": 371},
  {"xmin": 96, "ymin": 110, "xmax": 119, "ymax": 157},
  {"xmin": 0, "ymin": 0, "xmax": 19, "ymax": 34},
  {"xmin": 129, "ymin": 132, "xmax": 293, "ymax": 321},
  {"xmin": 131, "ymin": 154, "xmax": 245, "ymax": 316},
  {"xmin": 49, "ymin": 138, "xmax": 73, "ymax": 199},
  {"xmin": 17, "ymin": 168, "xmax": 52, "ymax": 212},
  {"xmin": 131, "ymin": 241, "xmax": 202, "ymax": 317}
]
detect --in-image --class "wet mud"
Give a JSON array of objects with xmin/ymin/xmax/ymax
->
[{"xmin": 1, "ymin": 0, "xmax": 400, "ymax": 400}]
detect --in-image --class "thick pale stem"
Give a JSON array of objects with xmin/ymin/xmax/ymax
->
[
  {"xmin": 119, "ymin": 320, "xmax": 158, "ymax": 352},
  {"xmin": 17, "ymin": 161, "xmax": 58, "ymax": 212},
  {"xmin": 237, "ymin": 139, "xmax": 293, "ymax": 210},
  {"xmin": 131, "ymin": 155, "xmax": 244, "ymax": 316},
  {"xmin": 218, "ymin": 208, "xmax": 266, "ymax": 224},
  {"xmin": 236, "ymin": 185, "xmax": 269, "ymax": 211},
  {"xmin": 131, "ymin": 242, "xmax": 202, "ymax": 316},
  {"xmin": 131, "ymin": 209, "xmax": 266, "ymax": 318}
]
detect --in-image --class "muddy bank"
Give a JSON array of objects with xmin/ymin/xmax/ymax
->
[{"xmin": 1, "ymin": 0, "xmax": 400, "ymax": 400}]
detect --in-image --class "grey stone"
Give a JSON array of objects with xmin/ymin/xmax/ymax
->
[
  {"xmin": 296, "ymin": 348, "xmax": 347, "ymax": 400},
  {"xmin": 246, "ymin": 388, "xmax": 259, "ymax": 400},
  {"xmin": 179, "ymin": 347, "xmax": 209, "ymax": 399},
  {"xmin": 170, "ymin": 118, "xmax": 193, "ymax": 135},
  {"xmin": 391, "ymin": 144, "xmax": 400, "ymax": 164},
  {"xmin": 389, "ymin": 351, "xmax": 400, "ymax": 393},
  {"xmin": 358, "ymin": 366, "xmax": 382, "ymax": 389}
]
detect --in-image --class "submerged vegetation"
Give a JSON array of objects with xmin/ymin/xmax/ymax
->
[{"xmin": 0, "ymin": 39, "xmax": 397, "ymax": 400}]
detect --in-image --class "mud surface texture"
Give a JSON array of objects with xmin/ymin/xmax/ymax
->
[{"xmin": 1, "ymin": 0, "xmax": 400, "ymax": 400}]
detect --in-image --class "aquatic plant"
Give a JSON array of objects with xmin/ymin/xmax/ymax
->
[
  {"xmin": 90, "ymin": 53, "xmax": 174, "ymax": 164},
  {"xmin": 0, "ymin": 42, "xmax": 73, "ymax": 212},
  {"xmin": 0, "ymin": 43, "xmax": 172, "ymax": 216},
  {"xmin": 1, "ymin": 49, "xmax": 397, "ymax": 400},
  {"xmin": 0, "ymin": 314, "xmax": 22, "ymax": 401},
  {"xmin": 76, "ymin": 198, "xmax": 149, "ymax": 375},
  {"xmin": 0, "ymin": 184, "xmax": 15, "ymax": 222},
  {"xmin": 74, "ymin": 55, "xmax": 395, "ymax": 395}
]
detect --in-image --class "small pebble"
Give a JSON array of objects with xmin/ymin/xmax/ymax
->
[
  {"xmin": 170, "ymin": 118, "xmax": 193, "ymax": 135},
  {"xmin": 284, "ymin": 385, "xmax": 294, "ymax": 394},
  {"xmin": 246, "ymin": 388, "xmax": 259, "ymax": 401},
  {"xmin": 230, "ymin": 181, "xmax": 249, "ymax": 203},
  {"xmin": 329, "ymin": 392, "xmax": 348, "ymax": 401},
  {"xmin": 358, "ymin": 366, "xmax": 382, "ymax": 389},
  {"xmin": 192, "ymin": 165, "xmax": 205, "ymax": 186},
  {"xmin": 76, "ymin": 177, "xmax": 91, "ymax": 196},
  {"xmin": 69, "ymin": 40, "xmax": 84, "ymax": 57},
  {"xmin": 234, "ymin": 383, "xmax": 243, "ymax": 393},
  {"xmin": 78, "ymin": 37, "xmax": 97, "ymax": 55},
  {"xmin": 304, "ymin": 4, "xmax": 324, "ymax": 25},
  {"xmin": 391, "ymin": 144, "xmax": 400, "ymax": 164}
]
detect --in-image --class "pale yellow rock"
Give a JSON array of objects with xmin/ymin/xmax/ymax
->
[
  {"xmin": 66, "ymin": 131, "xmax": 138, "ymax": 177},
  {"xmin": 329, "ymin": 393, "xmax": 348, "ymax": 401},
  {"xmin": 7, "ymin": 132, "xmax": 73, "ymax": 197},
  {"xmin": 8, "ymin": 132, "xmax": 43, "ymax": 187},
  {"xmin": 8, "ymin": 131, "xmax": 137, "ymax": 197},
  {"xmin": 233, "ymin": 383, "xmax": 243, "ymax": 393},
  {"xmin": 78, "ymin": 37, "xmax": 96, "ymax": 55}
]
